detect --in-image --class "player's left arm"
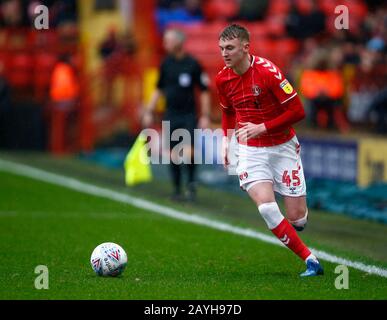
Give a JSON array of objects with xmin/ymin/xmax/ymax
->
[
  {"xmin": 263, "ymin": 94, "xmax": 305, "ymax": 133},
  {"xmin": 262, "ymin": 66, "xmax": 305, "ymax": 132}
]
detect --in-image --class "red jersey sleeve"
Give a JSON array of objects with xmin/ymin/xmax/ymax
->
[
  {"xmin": 260, "ymin": 59, "xmax": 304, "ymax": 132},
  {"xmin": 264, "ymin": 60, "xmax": 298, "ymax": 105}
]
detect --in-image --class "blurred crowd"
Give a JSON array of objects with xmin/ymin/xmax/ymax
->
[
  {"xmin": 290, "ymin": 3, "xmax": 387, "ymax": 133},
  {"xmin": 156, "ymin": 0, "xmax": 387, "ymax": 134},
  {"xmin": 156, "ymin": 0, "xmax": 270, "ymax": 31},
  {"xmin": 0, "ymin": 0, "xmax": 386, "ymax": 137},
  {"xmin": 0, "ymin": 0, "xmax": 77, "ymax": 28}
]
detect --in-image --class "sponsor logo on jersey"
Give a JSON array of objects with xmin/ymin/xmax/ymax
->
[
  {"xmin": 252, "ymin": 84, "xmax": 261, "ymax": 96},
  {"xmin": 280, "ymin": 79, "xmax": 294, "ymax": 94},
  {"xmin": 239, "ymin": 172, "xmax": 249, "ymax": 181}
]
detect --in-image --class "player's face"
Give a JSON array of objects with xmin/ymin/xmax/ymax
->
[{"xmin": 219, "ymin": 38, "xmax": 249, "ymax": 68}]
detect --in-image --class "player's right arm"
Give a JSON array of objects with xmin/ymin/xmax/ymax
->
[{"xmin": 216, "ymin": 74, "xmax": 235, "ymax": 168}]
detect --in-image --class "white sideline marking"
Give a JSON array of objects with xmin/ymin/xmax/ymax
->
[{"xmin": 1, "ymin": 158, "xmax": 387, "ymax": 278}]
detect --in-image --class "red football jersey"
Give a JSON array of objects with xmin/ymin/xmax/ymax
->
[{"xmin": 216, "ymin": 55, "xmax": 299, "ymax": 147}]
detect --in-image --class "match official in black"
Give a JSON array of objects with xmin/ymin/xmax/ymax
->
[{"xmin": 142, "ymin": 28, "xmax": 211, "ymax": 201}]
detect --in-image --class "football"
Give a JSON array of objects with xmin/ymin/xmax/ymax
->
[{"xmin": 90, "ymin": 242, "xmax": 127, "ymax": 277}]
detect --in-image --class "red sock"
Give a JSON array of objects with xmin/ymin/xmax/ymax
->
[{"xmin": 271, "ymin": 219, "xmax": 311, "ymax": 261}]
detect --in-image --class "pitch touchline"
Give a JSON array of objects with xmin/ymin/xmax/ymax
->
[{"xmin": 1, "ymin": 158, "xmax": 387, "ymax": 278}]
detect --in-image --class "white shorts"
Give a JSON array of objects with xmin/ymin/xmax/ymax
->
[{"xmin": 235, "ymin": 136, "xmax": 307, "ymax": 197}]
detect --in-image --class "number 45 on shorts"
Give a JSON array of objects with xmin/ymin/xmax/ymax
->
[{"xmin": 282, "ymin": 169, "xmax": 301, "ymax": 187}]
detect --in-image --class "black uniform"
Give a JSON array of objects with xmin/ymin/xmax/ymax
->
[
  {"xmin": 157, "ymin": 54, "xmax": 209, "ymax": 148},
  {"xmin": 156, "ymin": 54, "xmax": 209, "ymax": 199}
]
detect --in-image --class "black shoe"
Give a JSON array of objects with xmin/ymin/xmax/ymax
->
[
  {"xmin": 292, "ymin": 224, "xmax": 306, "ymax": 232},
  {"xmin": 185, "ymin": 183, "xmax": 197, "ymax": 202}
]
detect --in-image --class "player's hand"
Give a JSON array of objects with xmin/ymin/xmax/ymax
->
[
  {"xmin": 221, "ymin": 136, "xmax": 230, "ymax": 169},
  {"xmin": 198, "ymin": 115, "xmax": 210, "ymax": 129},
  {"xmin": 235, "ymin": 122, "xmax": 267, "ymax": 142},
  {"xmin": 142, "ymin": 110, "xmax": 153, "ymax": 128}
]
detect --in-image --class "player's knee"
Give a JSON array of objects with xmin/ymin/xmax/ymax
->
[
  {"xmin": 257, "ymin": 202, "xmax": 284, "ymax": 230},
  {"xmin": 288, "ymin": 206, "xmax": 307, "ymax": 220},
  {"xmin": 289, "ymin": 209, "xmax": 308, "ymax": 230}
]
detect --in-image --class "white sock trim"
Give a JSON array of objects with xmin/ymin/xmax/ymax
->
[
  {"xmin": 305, "ymin": 253, "xmax": 318, "ymax": 263},
  {"xmin": 257, "ymin": 202, "xmax": 284, "ymax": 230},
  {"xmin": 289, "ymin": 209, "xmax": 308, "ymax": 227}
]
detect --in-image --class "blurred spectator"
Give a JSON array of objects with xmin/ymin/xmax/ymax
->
[
  {"xmin": 99, "ymin": 27, "xmax": 119, "ymax": 60},
  {"xmin": 49, "ymin": 54, "xmax": 79, "ymax": 153},
  {"xmin": 0, "ymin": 0, "xmax": 77, "ymax": 28},
  {"xmin": 286, "ymin": 0, "xmax": 326, "ymax": 39},
  {"xmin": 347, "ymin": 47, "xmax": 386, "ymax": 127},
  {"xmin": 49, "ymin": 0, "xmax": 77, "ymax": 27},
  {"xmin": 50, "ymin": 54, "xmax": 79, "ymax": 105},
  {"xmin": 342, "ymin": 41, "xmax": 362, "ymax": 65},
  {"xmin": 369, "ymin": 89, "xmax": 387, "ymax": 134},
  {"xmin": 364, "ymin": 0, "xmax": 386, "ymax": 12},
  {"xmin": 300, "ymin": 50, "xmax": 349, "ymax": 132},
  {"xmin": 238, "ymin": 0, "xmax": 268, "ymax": 21},
  {"xmin": 120, "ymin": 29, "xmax": 137, "ymax": 57},
  {"xmin": 0, "ymin": 0, "xmax": 28, "ymax": 27},
  {"xmin": 98, "ymin": 27, "xmax": 138, "ymax": 107}
]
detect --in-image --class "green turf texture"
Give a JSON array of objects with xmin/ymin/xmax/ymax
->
[{"xmin": 1, "ymin": 170, "xmax": 387, "ymax": 300}]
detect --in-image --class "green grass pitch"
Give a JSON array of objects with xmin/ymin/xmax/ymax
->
[{"xmin": 1, "ymin": 169, "xmax": 387, "ymax": 300}]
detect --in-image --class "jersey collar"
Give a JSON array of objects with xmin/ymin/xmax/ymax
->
[
  {"xmin": 250, "ymin": 55, "xmax": 255, "ymax": 67},
  {"xmin": 231, "ymin": 55, "xmax": 255, "ymax": 76}
]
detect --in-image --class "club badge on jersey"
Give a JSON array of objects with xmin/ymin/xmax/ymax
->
[
  {"xmin": 280, "ymin": 79, "xmax": 294, "ymax": 94},
  {"xmin": 252, "ymin": 85, "xmax": 261, "ymax": 96}
]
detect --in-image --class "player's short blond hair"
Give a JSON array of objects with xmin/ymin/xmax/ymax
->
[{"xmin": 219, "ymin": 24, "xmax": 250, "ymax": 42}]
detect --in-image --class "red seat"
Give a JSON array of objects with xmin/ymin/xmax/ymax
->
[
  {"xmin": 0, "ymin": 51, "xmax": 9, "ymax": 75},
  {"xmin": 203, "ymin": 0, "xmax": 239, "ymax": 21},
  {"xmin": 34, "ymin": 52, "xmax": 58, "ymax": 99},
  {"xmin": 295, "ymin": 0, "xmax": 314, "ymax": 14},
  {"xmin": 242, "ymin": 22, "xmax": 270, "ymax": 39},
  {"xmin": 8, "ymin": 53, "xmax": 34, "ymax": 87},
  {"xmin": 267, "ymin": 0, "xmax": 291, "ymax": 15}
]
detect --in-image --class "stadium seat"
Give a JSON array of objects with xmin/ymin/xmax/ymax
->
[
  {"xmin": 319, "ymin": 0, "xmax": 338, "ymax": 15},
  {"xmin": 295, "ymin": 0, "xmax": 314, "ymax": 14},
  {"xmin": 185, "ymin": 38, "xmax": 219, "ymax": 55},
  {"xmin": 265, "ymin": 16, "xmax": 286, "ymax": 37},
  {"xmin": 8, "ymin": 53, "xmax": 34, "ymax": 87},
  {"xmin": 0, "ymin": 51, "xmax": 9, "ymax": 76},
  {"xmin": 34, "ymin": 52, "xmax": 58, "ymax": 100},
  {"xmin": 242, "ymin": 22, "xmax": 270, "ymax": 38},
  {"xmin": 267, "ymin": 0, "xmax": 291, "ymax": 15},
  {"xmin": 26, "ymin": 30, "xmax": 59, "ymax": 50},
  {"xmin": 203, "ymin": 0, "xmax": 239, "ymax": 21}
]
